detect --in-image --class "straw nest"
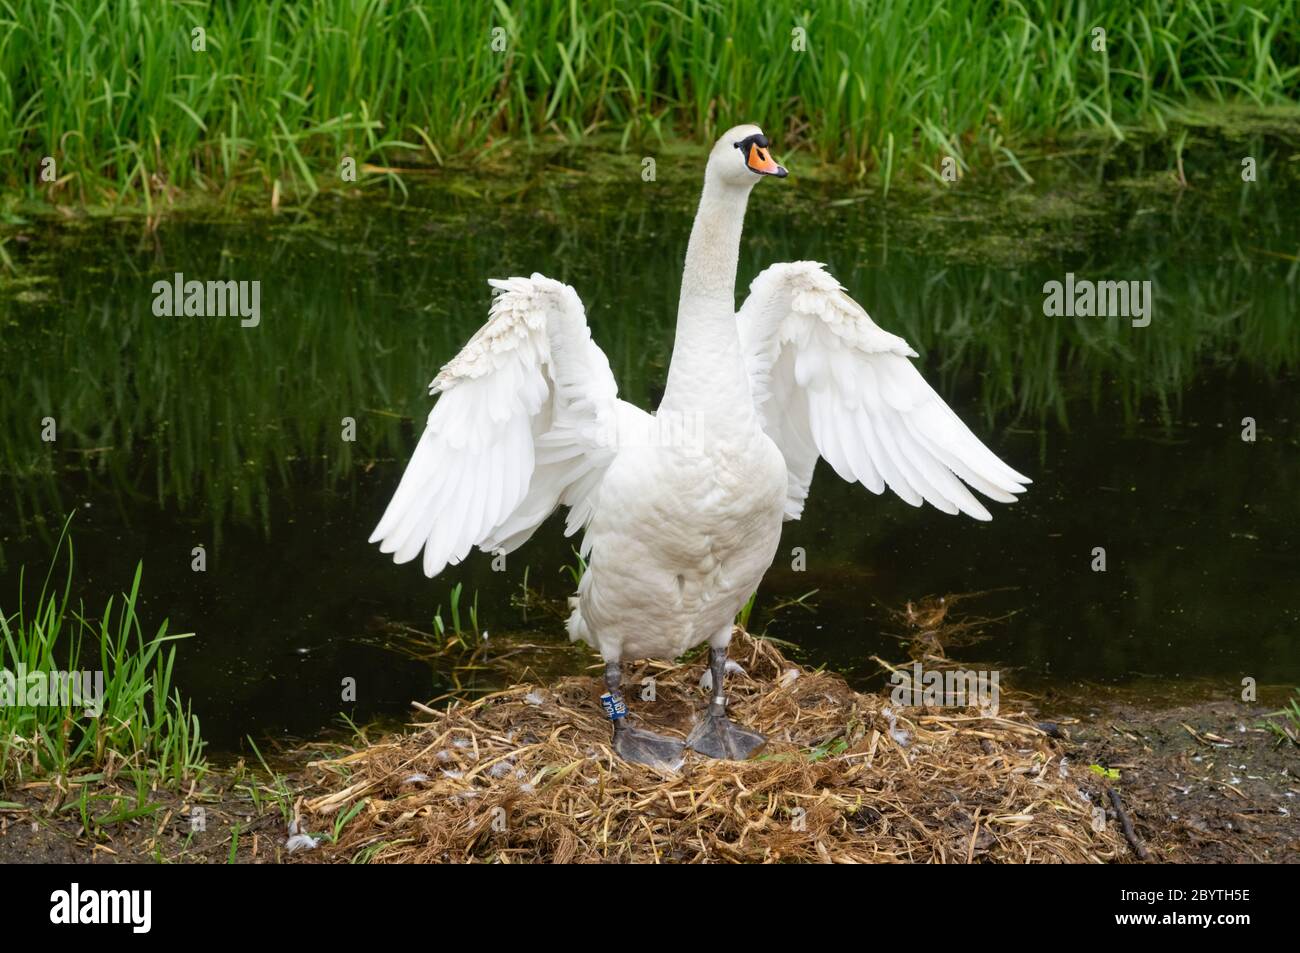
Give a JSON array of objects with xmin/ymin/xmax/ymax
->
[{"xmin": 302, "ymin": 631, "xmax": 1126, "ymax": 863}]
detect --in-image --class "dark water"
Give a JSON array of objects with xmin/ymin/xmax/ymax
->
[{"xmin": 3, "ymin": 140, "xmax": 1298, "ymax": 750}]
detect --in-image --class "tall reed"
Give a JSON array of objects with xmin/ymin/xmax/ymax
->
[
  {"xmin": 1, "ymin": 0, "xmax": 1296, "ymax": 204},
  {"xmin": 0, "ymin": 520, "xmax": 206, "ymax": 785}
]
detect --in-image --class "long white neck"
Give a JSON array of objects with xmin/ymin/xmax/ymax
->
[{"xmin": 659, "ymin": 173, "xmax": 755, "ymax": 416}]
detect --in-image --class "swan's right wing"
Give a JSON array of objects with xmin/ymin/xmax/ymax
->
[{"xmin": 370, "ymin": 274, "xmax": 640, "ymax": 577}]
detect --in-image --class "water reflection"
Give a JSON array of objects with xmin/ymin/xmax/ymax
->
[{"xmin": 2, "ymin": 140, "xmax": 1297, "ymax": 749}]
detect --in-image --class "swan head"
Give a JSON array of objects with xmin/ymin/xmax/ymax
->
[{"xmin": 708, "ymin": 124, "xmax": 788, "ymax": 188}]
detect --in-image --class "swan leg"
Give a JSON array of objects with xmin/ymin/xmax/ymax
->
[
  {"xmin": 602, "ymin": 661, "xmax": 684, "ymax": 769},
  {"xmin": 686, "ymin": 646, "xmax": 766, "ymax": 760}
]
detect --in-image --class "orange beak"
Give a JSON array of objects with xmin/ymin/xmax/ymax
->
[{"xmin": 746, "ymin": 143, "xmax": 788, "ymax": 177}]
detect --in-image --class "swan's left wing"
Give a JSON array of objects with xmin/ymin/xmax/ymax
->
[{"xmin": 737, "ymin": 261, "xmax": 1029, "ymax": 521}]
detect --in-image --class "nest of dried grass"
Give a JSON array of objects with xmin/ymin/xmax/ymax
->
[{"xmin": 302, "ymin": 631, "xmax": 1126, "ymax": 863}]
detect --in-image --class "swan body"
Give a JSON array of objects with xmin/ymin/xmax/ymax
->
[
  {"xmin": 568, "ymin": 407, "xmax": 788, "ymax": 663},
  {"xmin": 371, "ymin": 125, "xmax": 1029, "ymax": 764}
]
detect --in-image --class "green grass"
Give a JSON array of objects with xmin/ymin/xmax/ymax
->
[
  {"xmin": 431, "ymin": 581, "xmax": 481, "ymax": 649},
  {"xmin": 1261, "ymin": 688, "xmax": 1299, "ymax": 746},
  {"xmin": 735, "ymin": 591, "xmax": 757, "ymax": 629},
  {"xmin": 0, "ymin": 519, "xmax": 206, "ymax": 786},
  {"xmin": 1, "ymin": 0, "xmax": 1297, "ymax": 206},
  {"xmin": 735, "ymin": 589, "xmax": 819, "ymax": 632}
]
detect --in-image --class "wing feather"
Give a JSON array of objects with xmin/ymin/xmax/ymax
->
[
  {"xmin": 370, "ymin": 273, "xmax": 633, "ymax": 577},
  {"xmin": 738, "ymin": 261, "xmax": 1028, "ymax": 522}
]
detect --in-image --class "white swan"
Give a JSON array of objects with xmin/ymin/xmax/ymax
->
[{"xmin": 370, "ymin": 124, "xmax": 1029, "ymax": 766}]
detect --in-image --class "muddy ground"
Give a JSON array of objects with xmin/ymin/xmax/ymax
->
[{"xmin": 1066, "ymin": 699, "xmax": 1297, "ymax": 863}]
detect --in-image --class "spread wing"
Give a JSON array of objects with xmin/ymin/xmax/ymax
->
[
  {"xmin": 737, "ymin": 261, "xmax": 1029, "ymax": 521},
  {"xmin": 370, "ymin": 274, "xmax": 644, "ymax": 576}
]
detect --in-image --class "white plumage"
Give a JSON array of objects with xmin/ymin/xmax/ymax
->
[
  {"xmin": 369, "ymin": 274, "xmax": 638, "ymax": 578},
  {"xmin": 738, "ymin": 261, "xmax": 1028, "ymax": 521},
  {"xmin": 371, "ymin": 125, "xmax": 1028, "ymax": 762}
]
